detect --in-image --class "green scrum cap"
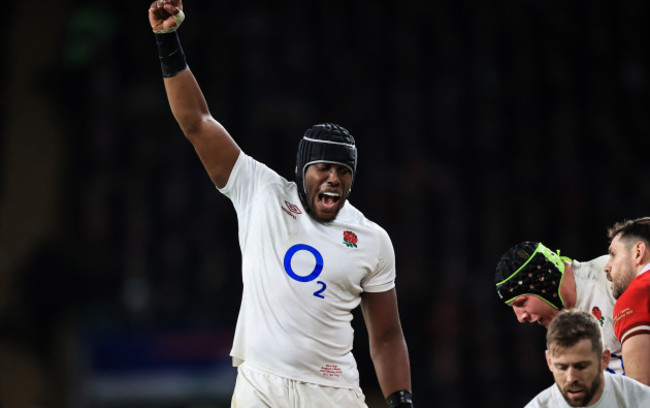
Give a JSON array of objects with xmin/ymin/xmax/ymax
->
[{"xmin": 495, "ymin": 241, "xmax": 572, "ymax": 310}]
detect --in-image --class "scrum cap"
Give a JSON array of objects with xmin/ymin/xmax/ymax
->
[
  {"xmin": 295, "ymin": 123, "xmax": 357, "ymax": 205},
  {"xmin": 495, "ymin": 241, "xmax": 572, "ymax": 310}
]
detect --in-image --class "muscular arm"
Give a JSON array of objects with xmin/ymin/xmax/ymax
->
[
  {"xmin": 150, "ymin": 0, "xmax": 240, "ymax": 188},
  {"xmin": 163, "ymin": 70, "xmax": 240, "ymax": 188},
  {"xmin": 361, "ymin": 288, "xmax": 411, "ymax": 398},
  {"xmin": 622, "ymin": 334, "xmax": 650, "ymax": 385}
]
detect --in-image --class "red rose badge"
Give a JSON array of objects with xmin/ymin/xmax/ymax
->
[
  {"xmin": 343, "ymin": 231, "xmax": 358, "ymax": 248},
  {"xmin": 591, "ymin": 306, "xmax": 605, "ymax": 326}
]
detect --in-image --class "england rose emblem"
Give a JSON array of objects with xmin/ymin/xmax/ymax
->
[
  {"xmin": 592, "ymin": 306, "xmax": 605, "ymax": 326},
  {"xmin": 343, "ymin": 231, "xmax": 358, "ymax": 248}
]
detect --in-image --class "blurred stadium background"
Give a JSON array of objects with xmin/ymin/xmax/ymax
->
[{"xmin": 2, "ymin": 0, "xmax": 650, "ymax": 407}]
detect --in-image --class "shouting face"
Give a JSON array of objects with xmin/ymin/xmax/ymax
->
[{"xmin": 303, "ymin": 162, "xmax": 352, "ymax": 222}]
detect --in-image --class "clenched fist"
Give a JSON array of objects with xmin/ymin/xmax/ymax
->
[{"xmin": 149, "ymin": 0, "xmax": 185, "ymax": 33}]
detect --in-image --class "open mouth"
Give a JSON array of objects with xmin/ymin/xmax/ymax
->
[{"xmin": 318, "ymin": 191, "xmax": 341, "ymax": 209}]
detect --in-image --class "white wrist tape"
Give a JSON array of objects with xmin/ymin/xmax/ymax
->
[{"xmin": 153, "ymin": 9, "xmax": 185, "ymax": 34}]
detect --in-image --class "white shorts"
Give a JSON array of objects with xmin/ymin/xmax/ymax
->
[{"xmin": 231, "ymin": 362, "xmax": 368, "ymax": 408}]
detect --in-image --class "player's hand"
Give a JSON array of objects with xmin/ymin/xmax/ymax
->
[{"xmin": 149, "ymin": 0, "xmax": 185, "ymax": 33}]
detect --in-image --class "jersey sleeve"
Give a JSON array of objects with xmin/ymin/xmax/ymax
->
[
  {"xmin": 360, "ymin": 225, "xmax": 396, "ymax": 293},
  {"xmin": 613, "ymin": 277, "xmax": 650, "ymax": 344},
  {"xmin": 218, "ymin": 152, "xmax": 283, "ymax": 210}
]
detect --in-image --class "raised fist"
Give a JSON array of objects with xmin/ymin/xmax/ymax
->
[{"xmin": 149, "ymin": 0, "xmax": 185, "ymax": 33}]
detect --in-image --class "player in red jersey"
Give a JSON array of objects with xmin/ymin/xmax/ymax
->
[{"xmin": 604, "ymin": 216, "xmax": 650, "ymax": 386}]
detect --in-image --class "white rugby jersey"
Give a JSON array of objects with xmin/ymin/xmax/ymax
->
[
  {"xmin": 573, "ymin": 255, "xmax": 623, "ymax": 375},
  {"xmin": 525, "ymin": 372, "xmax": 650, "ymax": 407},
  {"xmin": 218, "ymin": 152, "xmax": 396, "ymax": 388}
]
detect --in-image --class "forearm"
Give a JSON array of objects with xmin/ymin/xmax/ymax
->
[
  {"xmin": 622, "ymin": 334, "xmax": 650, "ymax": 386},
  {"xmin": 163, "ymin": 68, "xmax": 213, "ymax": 136},
  {"xmin": 370, "ymin": 334, "xmax": 412, "ymax": 397},
  {"xmin": 154, "ymin": 30, "xmax": 212, "ymax": 135},
  {"xmin": 362, "ymin": 289, "xmax": 413, "ymax": 405},
  {"xmin": 624, "ymin": 352, "xmax": 650, "ymax": 385}
]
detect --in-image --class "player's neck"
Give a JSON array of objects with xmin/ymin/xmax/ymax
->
[
  {"xmin": 638, "ymin": 261, "xmax": 650, "ymax": 277},
  {"xmin": 560, "ymin": 262, "xmax": 577, "ymax": 308}
]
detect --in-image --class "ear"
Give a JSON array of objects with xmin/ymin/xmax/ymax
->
[
  {"xmin": 295, "ymin": 166, "xmax": 298, "ymax": 175},
  {"xmin": 600, "ymin": 349, "xmax": 611, "ymax": 370},
  {"xmin": 545, "ymin": 350, "xmax": 553, "ymax": 372},
  {"xmin": 635, "ymin": 241, "xmax": 649, "ymax": 266}
]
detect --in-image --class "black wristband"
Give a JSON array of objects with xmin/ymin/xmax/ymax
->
[
  {"xmin": 154, "ymin": 31, "xmax": 187, "ymax": 78},
  {"xmin": 386, "ymin": 390, "xmax": 413, "ymax": 408}
]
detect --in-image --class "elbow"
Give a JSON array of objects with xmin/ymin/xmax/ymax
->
[
  {"xmin": 370, "ymin": 334, "xmax": 408, "ymax": 361},
  {"xmin": 180, "ymin": 115, "xmax": 214, "ymax": 140}
]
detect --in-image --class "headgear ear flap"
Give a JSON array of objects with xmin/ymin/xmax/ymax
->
[
  {"xmin": 295, "ymin": 123, "xmax": 357, "ymax": 206},
  {"xmin": 495, "ymin": 242, "xmax": 572, "ymax": 310}
]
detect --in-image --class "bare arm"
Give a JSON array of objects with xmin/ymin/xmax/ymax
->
[
  {"xmin": 360, "ymin": 288, "xmax": 412, "ymax": 398},
  {"xmin": 163, "ymin": 70, "xmax": 240, "ymax": 188},
  {"xmin": 149, "ymin": 0, "xmax": 240, "ymax": 188},
  {"xmin": 622, "ymin": 334, "xmax": 650, "ymax": 385}
]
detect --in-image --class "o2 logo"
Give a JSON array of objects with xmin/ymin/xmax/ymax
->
[{"xmin": 283, "ymin": 244, "xmax": 327, "ymax": 299}]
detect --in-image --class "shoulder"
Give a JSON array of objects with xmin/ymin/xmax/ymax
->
[
  {"xmin": 524, "ymin": 385, "xmax": 561, "ymax": 408},
  {"xmin": 337, "ymin": 206, "xmax": 393, "ymax": 250},
  {"xmin": 609, "ymin": 372, "xmax": 650, "ymax": 398},
  {"xmin": 338, "ymin": 203, "xmax": 389, "ymax": 235},
  {"xmin": 573, "ymin": 255, "xmax": 609, "ymax": 274},
  {"xmin": 357, "ymin": 211, "xmax": 393, "ymax": 250},
  {"xmin": 239, "ymin": 153, "xmax": 289, "ymax": 182},
  {"xmin": 613, "ymin": 278, "xmax": 650, "ymax": 343},
  {"xmin": 590, "ymin": 254, "xmax": 611, "ymax": 268},
  {"xmin": 637, "ymin": 270, "xmax": 650, "ymax": 286},
  {"xmin": 222, "ymin": 152, "xmax": 293, "ymax": 191},
  {"xmin": 620, "ymin": 274, "xmax": 650, "ymax": 303}
]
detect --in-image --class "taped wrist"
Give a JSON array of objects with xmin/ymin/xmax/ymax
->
[
  {"xmin": 155, "ymin": 32, "xmax": 187, "ymax": 78},
  {"xmin": 386, "ymin": 390, "xmax": 413, "ymax": 408},
  {"xmin": 153, "ymin": 9, "xmax": 185, "ymax": 34}
]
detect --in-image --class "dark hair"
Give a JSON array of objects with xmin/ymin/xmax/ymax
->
[
  {"xmin": 607, "ymin": 217, "xmax": 650, "ymax": 247},
  {"xmin": 546, "ymin": 309, "xmax": 603, "ymax": 356}
]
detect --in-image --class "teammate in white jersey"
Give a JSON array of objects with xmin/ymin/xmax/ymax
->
[
  {"xmin": 495, "ymin": 241, "xmax": 623, "ymax": 374},
  {"xmin": 148, "ymin": 1, "xmax": 413, "ymax": 407},
  {"xmin": 524, "ymin": 309, "xmax": 650, "ymax": 408}
]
